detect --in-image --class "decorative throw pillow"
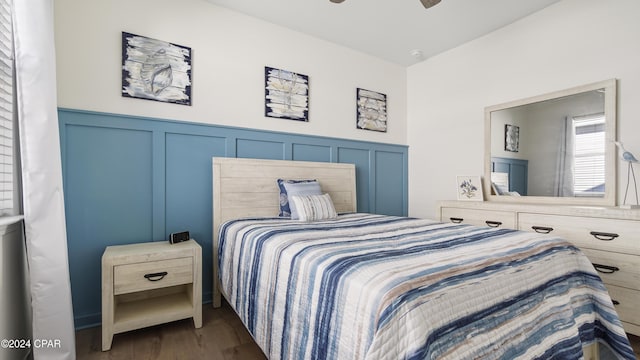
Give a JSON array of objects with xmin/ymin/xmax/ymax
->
[
  {"xmin": 289, "ymin": 194, "xmax": 337, "ymax": 222},
  {"xmin": 277, "ymin": 179, "xmax": 321, "ymax": 218}
]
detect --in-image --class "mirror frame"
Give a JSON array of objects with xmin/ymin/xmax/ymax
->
[{"xmin": 484, "ymin": 79, "xmax": 617, "ymax": 206}]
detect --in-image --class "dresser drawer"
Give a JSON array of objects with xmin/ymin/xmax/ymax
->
[
  {"xmin": 114, "ymin": 257, "xmax": 193, "ymax": 295},
  {"xmin": 607, "ymin": 284, "xmax": 640, "ymax": 329},
  {"xmin": 518, "ymin": 213, "xmax": 640, "ymax": 255},
  {"xmin": 581, "ymin": 248, "xmax": 640, "ymax": 290},
  {"xmin": 441, "ymin": 207, "xmax": 515, "ymax": 228}
]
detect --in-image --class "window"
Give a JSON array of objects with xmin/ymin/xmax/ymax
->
[
  {"xmin": 0, "ymin": 0, "xmax": 16, "ymax": 215},
  {"xmin": 573, "ymin": 114, "xmax": 605, "ymax": 197}
]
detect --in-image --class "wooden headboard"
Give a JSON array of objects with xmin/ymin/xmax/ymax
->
[{"xmin": 211, "ymin": 157, "xmax": 357, "ymax": 306}]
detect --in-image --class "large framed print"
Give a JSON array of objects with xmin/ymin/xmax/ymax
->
[{"xmin": 121, "ymin": 32, "xmax": 192, "ymax": 105}]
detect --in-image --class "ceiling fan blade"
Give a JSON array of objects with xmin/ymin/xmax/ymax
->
[
  {"xmin": 420, "ymin": 0, "xmax": 442, "ymax": 9},
  {"xmin": 329, "ymin": 0, "xmax": 440, "ymax": 8}
]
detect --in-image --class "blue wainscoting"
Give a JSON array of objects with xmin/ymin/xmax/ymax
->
[
  {"xmin": 59, "ymin": 108, "xmax": 408, "ymax": 329},
  {"xmin": 491, "ymin": 156, "xmax": 529, "ymax": 196}
]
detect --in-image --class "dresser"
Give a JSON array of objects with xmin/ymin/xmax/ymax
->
[
  {"xmin": 101, "ymin": 239, "xmax": 202, "ymax": 351},
  {"xmin": 437, "ymin": 200, "xmax": 640, "ymax": 336}
]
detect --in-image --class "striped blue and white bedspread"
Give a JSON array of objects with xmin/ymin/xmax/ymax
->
[{"xmin": 218, "ymin": 213, "xmax": 635, "ymax": 360}]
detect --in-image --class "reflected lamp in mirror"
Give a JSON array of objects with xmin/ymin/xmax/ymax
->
[{"xmin": 484, "ymin": 79, "xmax": 617, "ymax": 206}]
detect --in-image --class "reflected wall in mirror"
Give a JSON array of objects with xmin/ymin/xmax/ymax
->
[{"xmin": 484, "ymin": 79, "xmax": 617, "ymax": 206}]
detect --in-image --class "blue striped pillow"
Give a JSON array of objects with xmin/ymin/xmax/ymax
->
[
  {"xmin": 277, "ymin": 179, "xmax": 321, "ymax": 218},
  {"xmin": 289, "ymin": 194, "xmax": 337, "ymax": 222}
]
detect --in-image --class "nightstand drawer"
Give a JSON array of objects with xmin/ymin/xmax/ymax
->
[
  {"xmin": 581, "ymin": 248, "xmax": 640, "ymax": 290},
  {"xmin": 114, "ymin": 257, "xmax": 193, "ymax": 295}
]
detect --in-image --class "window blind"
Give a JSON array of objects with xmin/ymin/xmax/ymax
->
[
  {"xmin": 573, "ymin": 115, "xmax": 605, "ymax": 196},
  {"xmin": 0, "ymin": 0, "xmax": 14, "ymax": 214}
]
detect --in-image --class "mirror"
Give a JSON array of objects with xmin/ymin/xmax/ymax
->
[{"xmin": 484, "ymin": 79, "xmax": 617, "ymax": 206}]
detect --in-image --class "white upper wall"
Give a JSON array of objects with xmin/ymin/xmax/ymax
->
[
  {"xmin": 407, "ymin": 0, "xmax": 640, "ymax": 218},
  {"xmin": 53, "ymin": 0, "xmax": 407, "ymax": 145},
  {"xmin": 55, "ymin": 0, "xmax": 640, "ymax": 218}
]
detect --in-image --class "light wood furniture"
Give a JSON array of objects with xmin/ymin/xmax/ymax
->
[
  {"xmin": 101, "ymin": 240, "xmax": 202, "ymax": 351},
  {"xmin": 211, "ymin": 157, "xmax": 357, "ymax": 307},
  {"xmin": 438, "ymin": 200, "xmax": 640, "ymax": 336}
]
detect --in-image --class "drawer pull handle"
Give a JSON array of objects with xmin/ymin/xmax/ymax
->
[
  {"xmin": 592, "ymin": 263, "xmax": 620, "ymax": 274},
  {"xmin": 612, "ymin": 300, "xmax": 620, "ymax": 306},
  {"xmin": 485, "ymin": 220, "xmax": 502, "ymax": 228},
  {"xmin": 589, "ymin": 231, "xmax": 619, "ymax": 241},
  {"xmin": 450, "ymin": 217, "xmax": 463, "ymax": 224},
  {"xmin": 144, "ymin": 271, "xmax": 168, "ymax": 281},
  {"xmin": 531, "ymin": 226, "xmax": 554, "ymax": 234}
]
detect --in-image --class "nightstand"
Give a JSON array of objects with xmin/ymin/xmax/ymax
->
[{"xmin": 101, "ymin": 239, "xmax": 202, "ymax": 351}]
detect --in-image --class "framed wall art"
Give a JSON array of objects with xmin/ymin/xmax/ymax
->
[
  {"xmin": 265, "ymin": 66, "xmax": 309, "ymax": 121},
  {"xmin": 121, "ymin": 32, "xmax": 192, "ymax": 105},
  {"xmin": 456, "ymin": 175, "xmax": 484, "ymax": 201},
  {"xmin": 505, "ymin": 124, "xmax": 520, "ymax": 152},
  {"xmin": 356, "ymin": 88, "xmax": 387, "ymax": 132}
]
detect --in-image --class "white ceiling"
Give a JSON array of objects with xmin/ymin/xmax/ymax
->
[{"xmin": 206, "ymin": 0, "xmax": 563, "ymax": 66}]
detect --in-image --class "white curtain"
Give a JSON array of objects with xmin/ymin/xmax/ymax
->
[
  {"xmin": 13, "ymin": 0, "xmax": 76, "ymax": 359},
  {"xmin": 554, "ymin": 116, "xmax": 575, "ymax": 197}
]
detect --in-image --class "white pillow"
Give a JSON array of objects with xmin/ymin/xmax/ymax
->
[
  {"xmin": 282, "ymin": 180, "xmax": 322, "ymax": 219},
  {"xmin": 289, "ymin": 193, "xmax": 337, "ymax": 222}
]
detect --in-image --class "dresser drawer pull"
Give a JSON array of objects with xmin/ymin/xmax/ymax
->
[
  {"xmin": 589, "ymin": 231, "xmax": 619, "ymax": 241},
  {"xmin": 592, "ymin": 263, "xmax": 620, "ymax": 274},
  {"xmin": 449, "ymin": 217, "xmax": 463, "ymax": 224},
  {"xmin": 531, "ymin": 226, "xmax": 554, "ymax": 234},
  {"xmin": 144, "ymin": 271, "xmax": 168, "ymax": 281},
  {"xmin": 485, "ymin": 220, "xmax": 502, "ymax": 228},
  {"xmin": 612, "ymin": 300, "xmax": 620, "ymax": 306}
]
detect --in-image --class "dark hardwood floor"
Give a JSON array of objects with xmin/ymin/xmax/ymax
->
[
  {"xmin": 76, "ymin": 302, "xmax": 640, "ymax": 359},
  {"xmin": 631, "ymin": 334, "xmax": 640, "ymax": 358},
  {"xmin": 76, "ymin": 301, "xmax": 265, "ymax": 360}
]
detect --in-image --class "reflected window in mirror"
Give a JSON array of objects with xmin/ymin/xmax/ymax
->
[{"xmin": 572, "ymin": 114, "xmax": 605, "ymax": 197}]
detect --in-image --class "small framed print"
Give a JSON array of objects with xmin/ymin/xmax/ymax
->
[
  {"xmin": 264, "ymin": 66, "xmax": 309, "ymax": 122},
  {"xmin": 505, "ymin": 124, "xmax": 519, "ymax": 152},
  {"xmin": 456, "ymin": 176, "xmax": 484, "ymax": 201},
  {"xmin": 356, "ymin": 88, "xmax": 387, "ymax": 132}
]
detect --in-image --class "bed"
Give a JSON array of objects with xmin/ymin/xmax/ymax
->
[{"xmin": 211, "ymin": 157, "xmax": 635, "ymax": 360}]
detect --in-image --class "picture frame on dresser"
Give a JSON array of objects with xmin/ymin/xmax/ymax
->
[{"xmin": 456, "ymin": 175, "xmax": 484, "ymax": 201}]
